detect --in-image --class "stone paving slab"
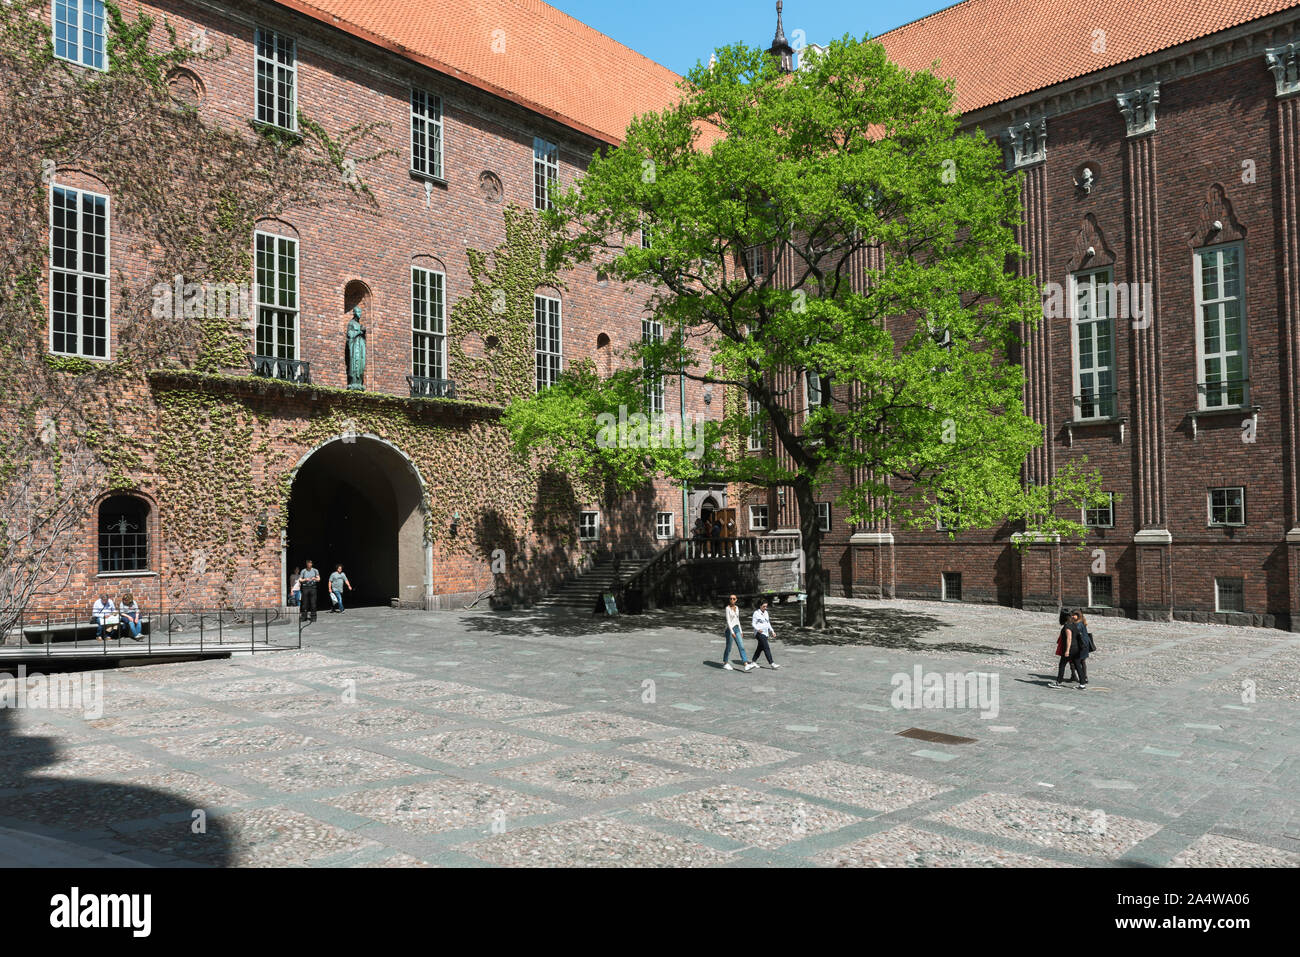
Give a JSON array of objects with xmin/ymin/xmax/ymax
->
[{"xmin": 1, "ymin": 598, "xmax": 1297, "ymax": 867}]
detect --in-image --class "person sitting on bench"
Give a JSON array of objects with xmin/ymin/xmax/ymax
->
[
  {"xmin": 92, "ymin": 593, "xmax": 118, "ymax": 641},
  {"xmin": 120, "ymin": 592, "xmax": 142, "ymax": 641}
]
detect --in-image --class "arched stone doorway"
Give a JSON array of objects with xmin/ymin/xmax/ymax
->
[{"xmin": 285, "ymin": 436, "xmax": 428, "ymax": 607}]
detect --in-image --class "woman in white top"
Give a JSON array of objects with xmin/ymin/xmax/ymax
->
[{"xmin": 722, "ymin": 594, "xmax": 756, "ymax": 671}]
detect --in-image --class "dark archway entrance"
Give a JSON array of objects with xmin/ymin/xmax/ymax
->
[{"xmin": 286, "ymin": 437, "xmax": 427, "ymax": 607}]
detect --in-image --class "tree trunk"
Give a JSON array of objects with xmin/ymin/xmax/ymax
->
[{"xmin": 793, "ymin": 475, "xmax": 826, "ymax": 628}]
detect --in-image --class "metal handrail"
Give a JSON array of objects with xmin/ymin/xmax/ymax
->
[
  {"xmin": 1, "ymin": 606, "xmax": 301, "ymax": 655},
  {"xmin": 407, "ymin": 375, "xmax": 457, "ymax": 398},
  {"xmin": 249, "ymin": 355, "xmax": 311, "ymax": 384}
]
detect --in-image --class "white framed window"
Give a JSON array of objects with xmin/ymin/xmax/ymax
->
[
  {"xmin": 1208, "ymin": 487, "xmax": 1245, "ymax": 527},
  {"xmin": 410, "ymin": 89, "xmax": 444, "ymax": 180},
  {"xmin": 1195, "ymin": 243, "xmax": 1246, "ymax": 409},
  {"xmin": 640, "ymin": 215, "xmax": 652, "ymax": 250},
  {"xmin": 578, "ymin": 510, "xmax": 599, "ymax": 541},
  {"xmin": 806, "ymin": 370, "xmax": 831, "ymax": 410},
  {"xmin": 411, "ymin": 266, "xmax": 446, "ymax": 381},
  {"xmin": 936, "ymin": 496, "xmax": 960, "ymax": 531},
  {"xmin": 49, "ymin": 183, "xmax": 110, "ymax": 359},
  {"xmin": 254, "ymin": 231, "xmax": 298, "ymax": 360},
  {"xmin": 535, "ymin": 294, "xmax": 562, "ymax": 391},
  {"xmin": 743, "ymin": 244, "xmax": 767, "ymax": 278},
  {"xmin": 533, "ymin": 137, "xmax": 558, "ymax": 210},
  {"xmin": 816, "ymin": 502, "xmax": 831, "ymax": 532},
  {"xmin": 749, "ymin": 505, "xmax": 769, "ymax": 531},
  {"xmin": 254, "ymin": 28, "xmax": 297, "ymax": 131},
  {"xmin": 656, "ymin": 512, "xmax": 674, "ymax": 539},
  {"xmin": 1089, "ymin": 574, "xmax": 1114, "ymax": 608},
  {"xmin": 642, "ymin": 318, "xmax": 664, "ymax": 415},
  {"xmin": 1071, "ymin": 267, "xmax": 1117, "ymax": 420},
  {"xmin": 747, "ymin": 395, "xmax": 764, "ymax": 451},
  {"xmin": 1215, "ymin": 576, "xmax": 1245, "ymax": 613},
  {"xmin": 53, "ymin": 0, "xmax": 106, "ymax": 70},
  {"xmin": 1084, "ymin": 492, "xmax": 1114, "ymax": 528}
]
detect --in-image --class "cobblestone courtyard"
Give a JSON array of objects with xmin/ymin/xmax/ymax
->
[{"xmin": 1, "ymin": 598, "xmax": 1297, "ymax": 867}]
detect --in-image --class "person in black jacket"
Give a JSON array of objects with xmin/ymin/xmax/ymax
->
[
  {"xmin": 1070, "ymin": 610, "xmax": 1092, "ymax": 689},
  {"xmin": 1049, "ymin": 608, "xmax": 1078, "ymax": 687}
]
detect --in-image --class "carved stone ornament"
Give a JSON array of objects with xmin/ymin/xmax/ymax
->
[
  {"xmin": 1116, "ymin": 83, "xmax": 1159, "ymax": 137},
  {"xmin": 1071, "ymin": 213, "xmax": 1116, "ymax": 271},
  {"xmin": 1265, "ymin": 41, "xmax": 1300, "ymax": 97},
  {"xmin": 1074, "ymin": 162, "xmax": 1098, "ymax": 194},
  {"xmin": 478, "ymin": 170, "xmax": 503, "ymax": 203},
  {"xmin": 1189, "ymin": 184, "xmax": 1245, "ymax": 247},
  {"xmin": 1002, "ymin": 116, "xmax": 1047, "ymax": 169}
]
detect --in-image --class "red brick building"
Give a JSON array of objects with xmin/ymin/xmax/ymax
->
[
  {"xmin": 26, "ymin": 0, "xmax": 1300, "ymax": 630},
  {"xmin": 30, "ymin": 0, "xmax": 720, "ymax": 615},
  {"xmin": 802, "ymin": 0, "xmax": 1300, "ymax": 628}
]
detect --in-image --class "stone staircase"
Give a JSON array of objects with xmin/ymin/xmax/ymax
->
[{"xmin": 534, "ymin": 555, "xmax": 653, "ymax": 609}]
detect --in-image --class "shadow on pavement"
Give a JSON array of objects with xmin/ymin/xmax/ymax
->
[
  {"xmin": 0, "ymin": 704, "xmax": 233, "ymax": 867},
  {"xmin": 459, "ymin": 602, "xmax": 1006, "ymax": 655}
]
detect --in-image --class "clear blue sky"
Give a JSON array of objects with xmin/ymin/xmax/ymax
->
[{"xmin": 547, "ymin": 0, "xmax": 951, "ymax": 75}]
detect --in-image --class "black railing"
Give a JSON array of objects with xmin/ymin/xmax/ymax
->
[
  {"xmin": 1198, "ymin": 378, "xmax": 1249, "ymax": 408},
  {"xmin": 250, "ymin": 355, "xmax": 311, "ymax": 384},
  {"xmin": 0, "ymin": 606, "xmax": 302, "ymax": 657},
  {"xmin": 408, "ymin": 375, "xmax": 457, "ymax": 399}
]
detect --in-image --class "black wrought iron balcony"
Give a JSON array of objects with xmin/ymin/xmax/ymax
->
[
  {"xmin": 408, "ymin": 376, "xmax": 457, "ymax": 399},
  {"xmin": 249, "ymin": 355, "xmax": 311, "ymax": 384}
]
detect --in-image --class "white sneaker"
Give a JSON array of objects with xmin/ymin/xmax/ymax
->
[
  {"xmin": 770, "ymin": 662, "xmax": 780, "ymax": 669},
  {"xmin": 722, "ymin": 662, "xmax": 734, "ymax": 671},
  {"xmin": 743, "ymin": 662, "xmax": 757, "ymax": 671}
]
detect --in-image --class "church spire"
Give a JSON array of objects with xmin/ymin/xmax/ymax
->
[{"xmin": 769, "ymin": 1, "xmax": 794, "ymax": 72}]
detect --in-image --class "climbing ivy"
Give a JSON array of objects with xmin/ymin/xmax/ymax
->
[{"xmin": 448, "ymin": 204, "xmax": 561, "ymax": 403}]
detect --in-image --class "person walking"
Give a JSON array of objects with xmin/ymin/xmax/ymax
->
[
  {"xmin": 1050, "ymin": 608, "xmax": 1077, "ymax": 686},
  {"xmin": 750, "ymin": 599, "xmax": 780, "ymax": 669},
  {"xmin": 298, "ymin": 559, "xmax": 320, "ymax": 621},
  {"xmin": 329, "ymin": 564, "xmax": 352, "ymax": 613},
  {"xmin": 722, "ymin": 594, "xmax": 756, "ymax": 672},
  {"xmin": 1070, "ymin": 609, "xmax": 1092, "ymax": 690},
  {"xmin": 1050, "ymin": 609, "xmax": 1090, "ymax": 689}
]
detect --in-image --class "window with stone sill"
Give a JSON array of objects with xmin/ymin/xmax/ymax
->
[
  {"xmin": 411, "ymin": 89, "xmax": 444, "ymax": 180},
  {"xmin": 254, "ymin": 28, "xmax": 297, "ymax": 132},
  {"xmin": 578, "ymin": 510, "xmax": 599, "ymax": 541},
  {"xmin": 1071, "ymin": 267, "xmax": 1117, "ymax": 420},
  {"xmin": 1195, "ymin": 243, "xmax": 1247, "ymax": 410}
]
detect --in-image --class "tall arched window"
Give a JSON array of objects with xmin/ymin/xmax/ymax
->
[{"xmin": 98, "ymin": 496, "xmax": 149, "ymax": 572}]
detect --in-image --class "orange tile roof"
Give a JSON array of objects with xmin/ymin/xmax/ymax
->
[
  {"xmin": 277, "ymin": 0, "xmax": 1300, "ymax": 143},
  {"xmin": 875, "ymin": 0, "xmax": 1300, "ymax": 115},
  {"xmin": 272, "ymin": 0, "xmax": 686, "ymax": 144}
]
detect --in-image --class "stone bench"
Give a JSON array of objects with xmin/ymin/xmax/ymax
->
[{"xmin": 20, "ymin": 617, "xmax": 152, "ymax": 644}]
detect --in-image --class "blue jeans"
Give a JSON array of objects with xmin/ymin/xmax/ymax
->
[
  {"xmin": 331, "ymin": 588, "xmax": 344, "ymax": 611},
  {"xmin": 125, "ymin": 618, "xmax": 141, "ymax": 639},
  {"xmin": 723, "ymin": 625, "xmax": 749, "ymax": 664}
]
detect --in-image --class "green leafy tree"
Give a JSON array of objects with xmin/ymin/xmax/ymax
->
[{"xmin": 507, "ymin": 35, "xmax": 1105, "ymax": 627}]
